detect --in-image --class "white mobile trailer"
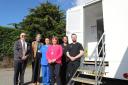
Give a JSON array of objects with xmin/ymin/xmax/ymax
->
[{"xmin": 66, "ymin": 0, "xmax": 128, "ymax": 80}]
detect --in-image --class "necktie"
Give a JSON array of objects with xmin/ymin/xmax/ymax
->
[{"xmin": 23, "ymin": 41, "xmax": 26, "ymax": 56}]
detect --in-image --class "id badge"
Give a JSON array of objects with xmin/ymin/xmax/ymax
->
[{"xmin": 38, "ymin": 50, "xmax": 40, "ymax": 53}]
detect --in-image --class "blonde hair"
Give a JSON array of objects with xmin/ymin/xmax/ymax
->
[{"xmin": 36, "ymin": 34, "xmax": 41, "ymax": 38}]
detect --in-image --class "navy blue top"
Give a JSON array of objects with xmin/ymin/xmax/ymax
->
[{"xmin": 40, "ymin": 45, "xmax": 49, "ymax": 65}]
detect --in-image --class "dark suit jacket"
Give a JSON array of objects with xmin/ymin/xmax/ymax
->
[{"xmin": 14, "ymin": 39, "xmax": 30, "ymax": 61}]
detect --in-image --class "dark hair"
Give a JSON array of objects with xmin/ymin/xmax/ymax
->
[
  {"xmin": 52, "ymin": 36, "xmax": 59, "ymax": 44},
  {"xmin": 52, "ymin": 36, "xmax": 58, "ymax": 40},
  {"xmin": 44, "ymin": 37, "xmax": 50, "ymax": 45},
  {"xmin": 71, "ymin": 33, "xmax": 77, "ymax": 37},
  {"xmin": 63, "ymin": 36, "xmax": 69, "ymax": 44},
  {"xmin": 63, "ymin": 36, "xmax": 68, "ymax": 39}
]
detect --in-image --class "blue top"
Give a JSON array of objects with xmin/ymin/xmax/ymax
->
[{"xmin": 40, "ymin": 45, "xmax": 49, "ymax": 65}]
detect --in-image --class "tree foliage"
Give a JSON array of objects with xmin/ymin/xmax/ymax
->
[
  {"xmin": 19, "ymin": 2, "xmax": 66, "ymax": 40},
  {"xmin": 0, "ymin": 2, "xmax": 66, "ymax": 60},
  {"xmin": 0, "ymin": 26, "xmax": 25, "ymax": 59}
]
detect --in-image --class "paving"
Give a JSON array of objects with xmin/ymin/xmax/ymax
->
[{"xmin": 0, "ymin": 67, "xmax": 40, "ymax": 85}]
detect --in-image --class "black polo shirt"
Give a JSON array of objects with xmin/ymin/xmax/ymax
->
[{"xmin": 67, "ymin": 42, "xmax": 84, "ymax": 61}]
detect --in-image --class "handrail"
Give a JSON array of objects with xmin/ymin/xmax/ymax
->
[
  {"xmin": 97, "ymin": 42, "xmax": 105, "ymax": 57},
  {"xmin": 96, "ymin": 33, "xmax": 105, "ymax": 85},
  {"xmin": 89, "ymin": 32, "xmax": 105, "ymax": 85},
  {"xmin": 89, "ymin": 32, "xmax": 105, "ymax": 59}
]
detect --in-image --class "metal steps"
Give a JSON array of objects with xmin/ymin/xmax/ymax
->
[
  {"xmin": 77, "ymin": 68, "xmax": 107, "ymax": 76},
  {"xmin": 83, "ymin": 61, "xmax": 109, "ymax": 66},
  {"xmin": 77, "ymin": 68, "xmax": 95, "ymax": 73},
  {"xmin": 72, "ymin": 77, "xmax": 96, "ymax": 84}
]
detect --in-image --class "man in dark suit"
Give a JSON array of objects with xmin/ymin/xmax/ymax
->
[{"xmin": 14, "ymin": 32, "xmax": 30, "ymax": 85}]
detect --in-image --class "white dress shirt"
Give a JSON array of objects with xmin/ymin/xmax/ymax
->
[{"xmin": 21, "ymin": 40, "xmax": 27, "ymax": 54}]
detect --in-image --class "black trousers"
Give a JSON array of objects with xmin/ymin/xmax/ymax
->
[
  {"xmin": 14, "ymin": 60, "xmax": 27, "ymax": 85},
  {"xmin": 49, "ymin": 63, "xmax": 62, "ymax": 85},
  {"xmin": 66, "ymin": 60, "xmax": 80, "ymax": 84},
  {"xmin": 31, "ymin": 61, "xmax": 34, "ymax": 82},
  {"xmin": 60, "ymin": 62, "xmax": 68, "ymax": 85},
  {"xmin": 32, "ymin": 53, "xmax": 41, "ymax": 83}
]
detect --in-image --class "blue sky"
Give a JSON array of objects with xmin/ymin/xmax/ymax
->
[{"xmin": 0, "ymin": 0, "xmax": 77, "ymax": 27}]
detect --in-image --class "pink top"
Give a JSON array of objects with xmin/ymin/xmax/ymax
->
[{"xmin": 46, "ymin": 45, "xmax": 63, "ymax": 64}]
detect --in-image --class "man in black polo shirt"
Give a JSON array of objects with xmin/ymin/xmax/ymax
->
[{"xmin": 66, "ymin": 33, "xmax": 84, "ymax": 83}]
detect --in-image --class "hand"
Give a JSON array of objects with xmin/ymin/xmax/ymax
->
[
  {"xmin": 22, "ymin": 56, "xmax": 27, "ymax": 60},
  {"xmin": 70, "ymin": 57, "xmax": 76, "ymax": 61},
  {"xmin": 52, "ymin": 59, "xmax": 56, "ymax": 63},
  {"xmin": 48, "ymin": 60, "xmax": 52, "ymax": 64}
]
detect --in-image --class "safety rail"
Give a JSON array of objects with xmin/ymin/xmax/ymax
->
[{"xmin": 90, "ymin": 32, "xmax": 106, "ymax": 85}]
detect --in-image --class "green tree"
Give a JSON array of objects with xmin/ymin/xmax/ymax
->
[
  {"xmin": 0, "ymin": 26, "xmax": 25, "ymax": 59},
  {"xmin": 19, "ymin": 2, "xmax": 66, "ymax": 40}
]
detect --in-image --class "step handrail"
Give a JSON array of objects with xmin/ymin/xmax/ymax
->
[
  {"xmin": 95, "ymin": 33, "xmax": 105, "ymax": 85},
  {"xmin": 89, "ymin": 32, "xmax": 105, "ymax": 85},
  {"xmin": 89, "ymin": 32, "xmax": 105, "ymax": 59}
]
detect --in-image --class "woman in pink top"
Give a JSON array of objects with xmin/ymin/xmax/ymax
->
[{"xmin": 46, "ymin": 36, "xmax": 63, "ymax": 85}]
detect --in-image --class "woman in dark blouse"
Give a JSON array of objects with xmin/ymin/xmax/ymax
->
[{"xmin": 61, "ymin": 36, "xmax": 69, "ymax": 85}]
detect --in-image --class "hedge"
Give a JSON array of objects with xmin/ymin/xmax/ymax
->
[{"xmin": 0, "ymin": 26, "xmax": 25, "ymax": 60}]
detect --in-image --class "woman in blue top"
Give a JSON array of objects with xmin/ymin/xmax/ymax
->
[{"xmin": 40, "ymin": 38, "xmax": 50, "ymax": 85}]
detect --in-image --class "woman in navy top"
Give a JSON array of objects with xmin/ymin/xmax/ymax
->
[{"xmin": 40, "ymin": 38, "xmax": 50, "ymax": 85}]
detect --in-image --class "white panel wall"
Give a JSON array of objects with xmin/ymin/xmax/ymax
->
[{"xmin": 103, "ymin": 0, "xmax": 128, "ymax": 80}]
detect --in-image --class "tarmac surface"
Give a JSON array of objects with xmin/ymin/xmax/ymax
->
[
  {"xmin": 0, "ymin": 67, "xmax": 37, "ymax": 85},
  {"xmin": 0, "ymin": 67, "xmax": 128, "ymax": 85}
]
